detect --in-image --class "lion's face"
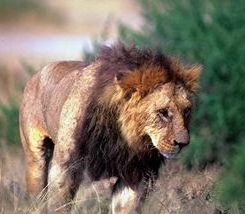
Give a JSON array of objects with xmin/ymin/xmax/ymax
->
[
  {"xmin": 112, "ymin": 62, "xmax": 201, "ymax": 158},
  {"xmin": 119, "ymin": 79, "xmax": 197, "ymax": 158},
  {"xmin": 142, "ymin": 83, "xmax": 192, "ymax": 158},
  {"xmin": 119, "ymin": 82, "xmax": 193, "ymax": 158}
]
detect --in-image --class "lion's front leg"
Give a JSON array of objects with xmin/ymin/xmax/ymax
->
[
  {"xmin": 112, "ymin": 186, "xmax": 138, "ymax": 214},
  {"xmin": 47, "ymin": 146, "xmax": 83, "ymax": 213},
  {"xmin": 111, "ymin": 181, "xmax": 148, "ymax": 214}
]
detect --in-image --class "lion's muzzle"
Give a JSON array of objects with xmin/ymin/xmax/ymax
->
[{"xmin": 173, "ymin": 130, "xmax": 190, "ymax": 149}]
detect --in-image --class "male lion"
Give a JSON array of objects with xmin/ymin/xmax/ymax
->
[{"xmin": 20, "ymin": 44, "xmax": 201, "ymax": 213}]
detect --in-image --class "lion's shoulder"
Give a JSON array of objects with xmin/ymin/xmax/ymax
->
[
  {"xmin": 39, "ymin": 61, "xmax": 87, "ymax": 86},
  {"xmin": 39, "ymin": 61, "xmax": 100, "ymax": 140}
]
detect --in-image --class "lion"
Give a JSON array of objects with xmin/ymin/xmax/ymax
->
[{"xmin": 19, "ymin": 43, "xmax": 201, "ymax": 213}]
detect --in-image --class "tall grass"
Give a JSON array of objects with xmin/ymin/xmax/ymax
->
[{"xmin": 0, "ymin": 148, "xmax": 221, "ymax": 214}]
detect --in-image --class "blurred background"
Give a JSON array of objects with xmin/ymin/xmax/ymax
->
[{"xmin": 0, "ymin": 0, "xmax": 244, "ymax": 213}]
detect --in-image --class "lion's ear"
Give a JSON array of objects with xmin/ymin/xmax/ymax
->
[
  {"xmin": 115, "ymin": 71, "xmax": 139, "ymax": 99},
  {"xmin": 183, "ymin": 64, "xmax": 202, "ymax": 93}
]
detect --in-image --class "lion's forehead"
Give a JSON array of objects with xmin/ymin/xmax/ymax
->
[
  {"xmin": 148, "ymin": 84, "xmax": 191, "ymax": 110},
  {"xmin": 174, "ymin": 88, "xmax": 192, "ymax": 108}
]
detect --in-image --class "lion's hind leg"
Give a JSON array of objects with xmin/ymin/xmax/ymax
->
[
  {"xmin": 21, "ymin": 126, "xmax": 54, "ymax": 197},
  {"xmin": 47, "ymin": 144, "xmax": 84, "ymax": 213}
]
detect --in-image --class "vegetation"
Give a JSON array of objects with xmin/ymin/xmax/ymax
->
[
  {"xmin": 0, "ymin": 99, "xmax": 20, "ymax": 145},
  {"xmin": 0, "ymin": 0, "xmax": 244, "ymax": 211},
  {"xmin": 119, "ymin": 0, "xmax": 245, "ymax": 208},
  {"xmin": 120, "ymin": 0, "xmax": 245, "ymax": 166},
  {"xmin": 217, "ymin": 140, "xmax": 245, "ymax": 211},
  {"xmin": 0, "ymin": 62, "xmax": 33, "ymax": 146}
]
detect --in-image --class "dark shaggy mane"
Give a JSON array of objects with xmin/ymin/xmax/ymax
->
[
  {"xmin": 75, "ymin": 43, "xmax": 199, "ymax": 189},
  {"xmin": 94, "ymin": 43, "xmax": 201, "ymax": 94},
  {"xmin": 97, "ymin": 42, "xmax": 172, "ymax": 75},
  {"xmin": 79, "ymin": 97, "xmax": 163, "ymax": 189},
  {"xmin": 76, "ymin": 44, "xmax": 171, "ymax": 188}
]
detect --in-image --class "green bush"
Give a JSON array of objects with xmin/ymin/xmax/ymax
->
[
  {"xmin": 119, "ymin": 0, "xmax": 245, "ymax": 206},
  {"xmin": 217, "ymin": 140, "xmax": 245, "ymax": 211},
  {"xmin": 119, "ymin": 0, "xmax": 245, "ymax": 167},
  {"xmin": 0, "ymin": 99, "xmax": 20, "ymax": 145}
]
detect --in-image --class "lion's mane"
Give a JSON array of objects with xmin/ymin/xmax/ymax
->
[{"xmin": 76, "ymin": 44, "xmax": 176, "ymax": 188}]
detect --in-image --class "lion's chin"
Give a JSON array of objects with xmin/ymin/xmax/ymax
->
[{"xmin": 160, "ymin": 150, "xmax": 180, "ymax": 159}]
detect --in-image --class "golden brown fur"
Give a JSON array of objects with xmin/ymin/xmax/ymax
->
[{"xmin": 20, "ymin": 44, "xmax": 201, "ymax": 213}]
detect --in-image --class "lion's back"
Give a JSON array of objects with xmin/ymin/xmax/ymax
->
[{"xmin": 20, "ymin": 60, "xmax": 99, "ymax": 142}]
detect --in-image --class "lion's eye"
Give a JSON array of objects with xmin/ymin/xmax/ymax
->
[
  {"xmin": 184, "ymin": 107, "xmax": 191, "ymax": 118},
  {"xmin": 157, "ymin": 108, "xmax": 169, "ymax": 121}
]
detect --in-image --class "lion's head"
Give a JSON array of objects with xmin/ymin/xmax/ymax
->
[{"xmin": 99, "ymin": 45, "xmax": 201, "ymax": 159}]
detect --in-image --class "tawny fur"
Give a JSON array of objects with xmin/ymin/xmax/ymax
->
[{"xmin": 20, "ymin": 43, "xmax": 201, "ymax": 213}]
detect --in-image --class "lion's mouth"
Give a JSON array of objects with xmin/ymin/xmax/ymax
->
[
  {"xmin": 147, "ymin": 136, "xmax": 182, "ymax": 159},
  {"xmin": 160, "ymin": 150, "xmax": 179, "ymax": 159},
  {"xmin": 158, "ymin": 143, "xmax": 181, "ymax": 159}
]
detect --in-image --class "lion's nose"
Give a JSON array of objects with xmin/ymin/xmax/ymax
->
[
  {"xmin": 173, "ymin": 140, "xmax": 189, "ymax": 148},
  {"xmin": 173, "ymin": 130, "xmax": 189, "ymax": 148}
]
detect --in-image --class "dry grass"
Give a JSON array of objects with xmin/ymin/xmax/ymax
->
[
  {"xmin": 0, "ymin": 143, "xmax": 222, "ymax": 214},
  {"xmin": 0, "ymin": 144, "xmax": 27, "ymax": 214},
  {"xmin": 143, "ymin": 161, "xmax": 222, "ymax": 214}
]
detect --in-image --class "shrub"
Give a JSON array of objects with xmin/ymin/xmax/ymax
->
[
  {"xmin": 119, "ymin": 0, "xmax": 245, "ymax": 167},
  {"xmin": 0, "ymin": 62, "xmax": 33, "ymax": 146},
  {"xmin": 217, "ymin": 140, "xmax": 245, "ymax": 212},
  {"xmin": 118, "ymin": 0, "xmax": 245, "ymax": 207},
  {"xmin": 0, "ymin": 99, "xmax": 20, "ymax": 145}
]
